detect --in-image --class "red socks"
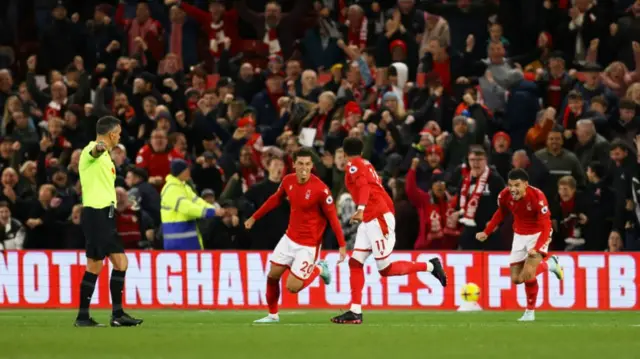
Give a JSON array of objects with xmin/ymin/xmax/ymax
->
[
  {"xmin": 349, "ymin": 258, "xmax": 364, "ymax": 306},
  {"xmin": 379, "ymin": 261, "xmax": 427, "ymax": 277},
  {"xmin": 300, "ymin": 266, "xmax": 321, "ymax": 290},
  {"xmin": 536, "ymin": 260, "xmax": 548, "ymax": 275},
  {"xmin": 266, "ymin": 277, "xmax": 280, "ymax": 315},
  {"xmin": 524, "ymin": 279, "xmax": 539, "ymax": 310}
]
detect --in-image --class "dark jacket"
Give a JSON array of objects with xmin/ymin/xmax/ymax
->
[
  {"xmin": 504, "ymin": 79, "xmax": 540, "ymax": 150},
  {"xmin": 240, "ymin": 179, "xmax": 289, "ymax": 250},
  {"xmin": 574, "ymin": 134, "xmax": 610, "ymax": 169}
]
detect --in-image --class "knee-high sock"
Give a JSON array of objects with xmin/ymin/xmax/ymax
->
[
  {"xmin": 349, "ymin": 258, "xmax": 364, "ymax": 309},
  {"xmin": 266, "ymin": 277, "xmax": 280, "ymax": 315},
  {"xmin": 524, "ymin": 278, "xmax": 539, "ymax": 310},
  {"xmin": 300, "ymin": 266, "xmax": 321, "ymax": 290},
  {"xmin": 536, "ymin": 260, "xmax": 548, "ymax": 275},
  {"xmin": 379, "ymin": 261, "xmax": 427, "ymax": 277},
  {"xmin": 77, "ymin": 271, "xmax": 98, "ymax": 320},
  {"xmin": 110, "ymin": 270, "xmax": 126, "ymax": 317}
]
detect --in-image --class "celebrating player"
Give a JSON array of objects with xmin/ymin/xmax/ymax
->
[
  {"xmin": 476, "ymin": 168, "xmax": 564, "ymax": 322},
  {"xmin": 331, "ymin": 138, "xmax": 447, "ymax": 325},
  {"xmin": 245, "ymin": 148, "xmax": 347, "ymax": 323}
]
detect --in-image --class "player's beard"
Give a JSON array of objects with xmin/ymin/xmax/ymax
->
[{"xmin": 296, "ymin": 170, "xmax": 310, "ymax": 183}]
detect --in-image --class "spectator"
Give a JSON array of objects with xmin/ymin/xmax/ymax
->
[
  {"xmin": 406, "ymin": 160, "xmax": 459, "ymax": 250},
  {"xmin": 574, "ymin": 119, "xmax": 610, "ymax": 169},
  {"xmin": 456, "ymin": 146, "xmax": 505, "ymax": 251},
  {"xmin": 535, "ymin": 127, "xmax": 586, "ymax": 189},
  {"xmin": 0, "ymin": 201, "xmax": 25, "ymax": 250},
  {"xmin": 38, "ymin": 1, "xmax": 87, "ymax": 73},
  {"xmin": 23, "ymin": 184, "xmax": 64, "ymax": 249},
  {"xmin": 241, "ymin": 156, "xmax": 287, "ymax": 250},
  {"xmin": 135, "ymin": 128, "xmax": 184, "ymax": 190},
  {"xmin": 0, "ymin": 70, "xmax": 14, "ymax": 115},
  {"xmin": 205, "ymin": 201, "xmax": 246, "ymax": 249},
  {"xmin": 490, "ymin": 131, "xmax": 512, "ymax": 181},
  {"xmin": 419, "ymin": 14, "xmax": 450, "ymax": 59},
  {"xmin": 551, "ymin": 176, "xmax": 589, "ymax": 251},
  {"xmin": 115, "ymin": 187, "xmax": 154, "ymax": 250},
  {"xmin": 583, "ymin": 161, "xmax": 615, "ymax": 251},
  {"xmin": 612, "ymin": 99, "xmax": 640, "ymax": 151},
  {"xmin": 526, "ymin": 108, "xmax": 556, "ymax": 152},
  {"xmin": 192, "ymin": 151, "xmax": 225, "ymax": 196},
  {"xmin": 125, "ymin": 167, "xmax": 161, "ymax": 227},
  {"xmin": 234, "ymin": 0, "xmax": 313, "ymax": 60},
  {"xmin": 115, "ymin": 0, "xmax": 164, "ymax": 64}
]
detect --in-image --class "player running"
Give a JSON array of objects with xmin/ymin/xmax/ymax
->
[
  {"xmin": 476, "ymin": 168, "xmax": 564, "ymax": 322},
  {"xmin": 245, "ymin": 148, "xmax": 347, "ymax": 323},
  {"xmin": 331, "ymin": 138, "xmax": 447, "ymax": 325}
]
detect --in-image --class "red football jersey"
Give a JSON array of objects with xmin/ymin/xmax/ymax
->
[
  {"xmin": 252, "ymin": 174, "xmax": 345, "ymax": 248},
  {"xmin": 345, "ymin": 157, "xmax": 394, "ymax": 222},
  {"xmin": 484, "ymin": 186, "xmax": 552, "ymax": 250}
]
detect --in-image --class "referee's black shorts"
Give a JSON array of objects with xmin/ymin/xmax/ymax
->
[{"xmin": 82, "ymin": 206, "xmax": 124, "ymax": 260}]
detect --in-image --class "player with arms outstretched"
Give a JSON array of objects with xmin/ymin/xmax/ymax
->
[
  {"xmin": 331, "ymin": 138, "xmax": 447, "ymax": 324},
  {"xmin": 477, "ymin": 168, "xmax": 564, "ymax": 321},
  {"xmin": 245, "ymin": 148, "xmax": 347, "ymax": 323}
]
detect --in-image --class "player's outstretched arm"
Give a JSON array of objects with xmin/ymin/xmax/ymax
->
[
  {"xmin": 247, "ymin": 184, "xmax": 285, "ymax": 226},
  {"xmin": 482, "ymin": 197, "xmax": 507, "ymax": 236}
]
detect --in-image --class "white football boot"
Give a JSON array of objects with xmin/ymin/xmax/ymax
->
[
  {"xmin": 517, "ymin": 309, "xmax": 535, "ymax": 322},
  {"xmin": 253, "ymin": 314, "xmax": 280, "ymax": 324}
]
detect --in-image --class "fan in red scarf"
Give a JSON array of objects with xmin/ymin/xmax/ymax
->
[
  {"xmin": 478, "ymin": 168, "xmax": 564, "ymax": 322},
  {"xmin": 264, "ymin": 2, "xmax": 283, "ymax": 56},
  {"xmin": 115, "ymin": 1, "xmax": 164, "ymax": 64},
  {"xmin": 406, "ymin": 160, "xmax": 460, "ymax": 250},
  {"xmin": 166, "ymin": 0, "xmax": 240, "ymax": 58},
  {"xmin": 345, "ymin": 4, "xmax": 368, "ymax": 49},
  {"xmin": 557, "ymin": 175, "xmax": 588, "ymax": 248}
]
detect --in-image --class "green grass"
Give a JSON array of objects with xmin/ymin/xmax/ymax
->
[{"xmin": 1, "ymin": 310, "xmax": 639, "ymax": 359}]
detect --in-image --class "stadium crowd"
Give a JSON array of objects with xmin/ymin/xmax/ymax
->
[{"xmin": 0, "ymin": 0, "xmax": 639, "ymax": 253}]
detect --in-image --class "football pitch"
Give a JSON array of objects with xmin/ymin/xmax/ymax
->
[{"xmin": 1, "ymin": 310, "xmax": 639, "ymax": 359}]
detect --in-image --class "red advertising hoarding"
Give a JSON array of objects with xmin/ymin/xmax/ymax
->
[{"xmin": 0, "ymin": 251, "xmax": 637, "ymax": 310}]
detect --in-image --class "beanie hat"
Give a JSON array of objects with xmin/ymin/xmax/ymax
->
[{"xmin": 170, "ymin": 159, "xmax": 189, "ymax": 176}]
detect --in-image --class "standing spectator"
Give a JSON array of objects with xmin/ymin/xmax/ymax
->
[
  {"xmin": 0, "ymin": 201, "xmax": 25, "ymax": 250},
  {"xmin": 234, "ymin": 0, "xmax": 313, "ymax": 59},
  {"xmin": 536, "ymin": 52, "xmax": 575, "ymax": 111},
  {"xmin": 456, "ymin": 146, "xmax": 505, "ymax": 250},
  {"xmin": 135, "ymin": 128, "xmax": 184, "ymax": 191},
  {"xmin": 562, "ymin": 0, "xmax": 605, "ymax": 65},
  {"xmin": 125, "ymin": 167, "xmax": 161, "ymax": 227},
  {"xmin": 525, "ymin": 108, "xmax": 556, "ymax": 152},
  {"xmin": 551, "ymin": 176, "xmax": 589, "ymax": 250},
  {"xmin": 574, "ymin": 119, "xmax": 610, "ymax": 169},
  {"xmin": 535, "ymin": 127, "xmax": 586, "ymax": 189},
  {"xmin": 419, "ymin": 13, "xmax": 450, "ymax": 59},
  {"xmin": 251, "ymin": 72, "xmax": 284, "ymax": 127},
  {"xmin": 0, "ymin": 70, "xmax": 14, "ymax": 115},
  {"xmin": 38, "ymin": 1, "xmax": 87, "ymax": 72},
  {"xmin": 490, "ymin": 131, "xmax": 512, "ymax": 181},
  {"xmin": 169, "ymin": 0, "xmax": 240, "ymax": 64},
  {"xmin": 504, "ymin": 69, "xmax": 540, "ymax": 150},
  {"xmin": 583, "ymin": 161, "xmax": 615, "ymax": 251},
  {"xmin": 115, "ymin": 0, "xmax": 164, "ymax": 64},
  {"xmin": 191, "ymin": 151, "xmax": 225, "ymax": 196},
  {"xmin": 406, "ymin": 160, "xmax": 460, "ymax": 250},
  {"xmin": 23, "ymin": 184, "xmax": 64, "ymax": 249},
  {"xmin": 611, "ymin": 99, "xmax": 640, "ymax": 151},
  {"xmin": 610, "ymin": 0, "xmax": 640, "ymax": 71},
  {"xmin": 241, "ymin": 156, "xmax": 287, "ymax": 250},
  {"xmin": 115, "ymin": 187, "xmax": 154, "ymax": 249}
]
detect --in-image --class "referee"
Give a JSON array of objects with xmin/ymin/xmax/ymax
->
[{"xmin": 75, "ymin": 116, "xmax": 143, "ymax": 327}]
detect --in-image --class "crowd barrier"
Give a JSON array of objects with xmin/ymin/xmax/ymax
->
[{"xmin": 0, "ymin": 251, "xmax": 637, "ymax": 310}]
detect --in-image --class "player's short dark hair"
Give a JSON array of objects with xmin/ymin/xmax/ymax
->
[
  {"xmin": 96, "ymin": 116, "xmax": 121, "ymax": 135},
  {"xmin": 343, "ymin": 137, "xmax": 364, "ymax": 156},
  {"xmin": 293, "ymin": 148, "xmax": 314, "ymax": 161},
  {"xmin": 468, "ymin": 145, "xmax": 486, "ymax": 157},
  {"xmin": 508, "ymin": 168, "xmax": 529, "ymax": 182}
]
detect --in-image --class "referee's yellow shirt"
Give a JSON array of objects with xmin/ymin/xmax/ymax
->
[{"xmin": 79, "ymin": 141, "xmax": 117, "ymax": 209}]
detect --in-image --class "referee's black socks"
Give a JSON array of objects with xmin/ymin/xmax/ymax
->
[
  {"xmin": 110, "ymin": 270, "xmax": 126, "ymax": 317},
  {"xmin": 77, "ymin": 272, "xmax": 98, "ymax": 320}
]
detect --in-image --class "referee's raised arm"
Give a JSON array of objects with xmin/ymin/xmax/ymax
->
[{"xmin": 74, "ymin": 116, "xmax": 143, "ymax": 328}]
